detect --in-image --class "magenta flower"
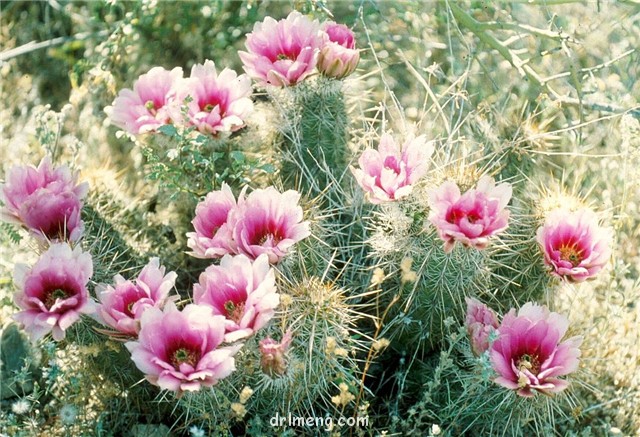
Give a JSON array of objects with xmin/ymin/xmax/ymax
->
[
  {"xmin": 108, "ymin": 66, "xmax": 183, "ymax": 134},
  {"xmin": 125, "ymin": 302, "xmax": 242, "ymax": 395},
  {"xmin": 228, "ymin": 187, "xmax": 311, "ymax": 264},
  {"xmin": 239, "ymin": 11, "xmax": 323, "ymax": 87},
  {"xmin": 12, "ymin": 243, "xmax": 95, "ymax": 341},
  {"xmin": 318, "ymin": 22, "xmax": 360, "ymax": 79},
  {"xmin": 536, "ymin": 208, "xmax": 612, "ymax": 282},
  {"xmin": 186, "ymin": 183, "xmax": 238, "ymax": 259},
  {"xmin": 96, "ymin": 258, "xmax": 177, "ymax": 336},
  {"xmin": 490, "ymin": 303, "xmax": 582, "ymax": 397},
  {"xmin": 465, "ymin": 297, "xmax": 499, "ymax": 357},
  {"xmin": 351, "ymin": 133, "xmax": 434, "ymax": 204},
  {"xmin": 193, "ymin": 254, "xmax": 279, "ymax": 342},
  {"xmin": 171, "ymin": 60, "xmax": 253, "ymax": 136},
  {"xmin": 428, "ymin": 176, "xmax": 512, "ymax": 253},
  {"xmin": 259, "ymin": 329, "xmax": 293, "ymax": 377},
  {"xmin": 1, "ymin": 156, "xmax": 88, "ymax": 243}
]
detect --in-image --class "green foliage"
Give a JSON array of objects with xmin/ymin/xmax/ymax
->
[
  {"xmin": 141, "ymin": 125, "xmax": 275, "ymax": 204},
  {"xmin": 0, "ymin": 222, "xmax": 22, "ymax": 245}
]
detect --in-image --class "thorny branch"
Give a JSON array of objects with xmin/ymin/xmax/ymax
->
[{"xmin": 447, "ymin": 1, "xmax": 640, "ymax": 119}]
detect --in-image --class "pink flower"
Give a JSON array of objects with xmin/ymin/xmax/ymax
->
[
  {"xmin": 318, "ymin": 22, "xmax": 360, "ymax": 79},
  {"xmin": 239, "ymin": 11, "xmax": 323, "ymax": 87},
  {"xmin": 536, "ymin": 208, "xmax": 612, "ymax": 282},
  {"xmin": 428, "ymin": 176, "xmax": 512, "ymax": 253},
  {"xmin": 96, "ymin": 258, "xmax": 177, "ymax": 336},
  {"xmin": 193, "ymin": 254, "xmax": 279, "ymax": 342},
  {"xmin": 186, "ymin": 183, "xmax": 238, "ymax": 259},
  {"xmin": 108, "ymin": 66, "xmax": 183, "ymax": 134},
  {"xmin": 259, "ymin": 329, "xmax": 293, "ymax": 377},
  {"xmin": 351, "ymin": 133, "xmax": 434, "ymax": 204},
  {"xmin": 1, "ymin": 156, "xmax": 88, "ymax": 243},
  {"xmin": 12, "ymin": 243, "xmax": 95, "ymax": 341},
  {"xmin": 171, "ymin": 60, "xmax": 253, "ymax": 136},
  {"xmin": 125, "ymin": 302, "xmax": 242, "ymax": 395},
  {"xmin": 228, "ymin": 187, "xmax": 311, "ymax": 264},
  {"xmin": 465, "ymin": 297, "xmax": 499, "ymax": 357},
  {"xmin": 490, "ymin": 302, "xmax": 582, "ymax": 397}
]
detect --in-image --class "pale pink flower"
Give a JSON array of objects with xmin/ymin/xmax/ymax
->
[
  {"xmin": 12, "ymin": 243, "xmax": 95, "ymax": 341},
  {"xmin": 490, "ymin": 302, "xmax": 582, "ymax": 397},
  {"xmin": 351, "ymin": 133, "xmax": 434, "ymax": 204},
  {"xmin": 186, "ymin": 183, "xmax": 238, "ymax": 259},
  {"xmin": 259, "ymin": 329, "xmax": 293, "ymax": 377},
  {"xmin": 193, "ymin": 254, "xmax": 279, "ymax": 342},
  {"xmin": 95, "ymin": 258, "xmax": 178, "ymax": 336},
  {"xmin": 428, "ymin": 176, "xmax": 512, "ymax": 253},
  {"xmin": 125, "ymin": 302, "xmax": 242, "ymax": 395},
  {"xmin": 318, "ymin": 22, "xmax": 359, "ymax": 79},
  {"xmin": 239, "ymin": 11, "xmax": 323, "ymax": 87},
  {"xmin": 171, "ymin": 60, "xmax": 253, "ymax": 136},
  {"xmin": 108, "ymin": 66, "xmax": 183, "ymax": 134},
  {"xmin": 465, "ymin": 297, "xmax": 499, "ymax": 357},
  {"xmin": 536, "ymin": 208, "xmax": 612, "ymax": 282},
  {"xmin": 228, "ymin": 187, "xmax": 311, "ymax": 264},
  {"xmin": 1, "ymin": 156, "xmax": 88, "ymax": 243}
]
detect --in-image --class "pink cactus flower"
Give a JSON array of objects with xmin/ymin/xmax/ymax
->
[
  {"xmin": 318, "ymin": 22, "xmax": 360, "ymax": 79},
  {"xmin": 428, "ymin": 176, "xmax": 512, "ymax": 253},
  {"xmin": 228, "ymin": 187, "xmax": 311, "ymax": 264},
  {"xmin": 239, "ymin": 11, "xmax": 323, "ymax": 87},
  {"xmin": 125, "ymin": 302, "xmax": 242, "ymax": 395},
  {"xmin": 193, "ymin": 254, "xmax": 279, "ymax": 342},
  {"xmin": 1, "ymin": 156, "xmax": 88, "ymax": 243},
  {"xmin": 351, "ymin": 133, "xmax": 434, "ymax": 204},
  {"xmin": 96, "ymin": 258, "xmax": 178, "ymax": 336},
  {"xmin": 12, "ymin": 243, "xmax": 95, "ymax": 341},
  {"xmin": 536, "ymin": 208, "xmax": 612, "ymax": 282},
  {"xmin": 186, "ymin": 183, "xmax": 238, "ymax": 259},
  {"xmin": 465, "ymin": 297, "xmax": 499, "ymax": 357},
  {"xmin": 108, "ymin": 66, "xmax": 183, "ymax": 135},
  {"xmin": 259, "ymin": 329, "xmax": 293, "ymax": 377},
  {"xmin": 490, "ymin": 302, "xmax": 582, "ymax": 397},
  {"xmin": 171, "ymin": 60, "xmax": 253, "ymax": 136}
]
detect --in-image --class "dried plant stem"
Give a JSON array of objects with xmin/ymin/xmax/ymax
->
[{"xmin": 352, "ymin": 293, "xmax": 400, "ymax": 428}]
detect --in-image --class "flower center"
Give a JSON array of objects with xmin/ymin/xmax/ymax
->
[
  {"xmin": 169, "ymin": 347, "xmax": 200, "ymax": 370},
  {"xmin": 277, "ymin": 53, "xmax": 293, "ymax": 61},
  {"xmin": 125, "ymin": 301, "xmax": 136, "ymax": 318},
  {"xmin": 383, "ymin": 156, "xmax": 401, "ymax": 174},
  {"xmin": 559, "ymin": 244, "xmax": 583, "ymax": 267},
  {"xmin": 224, "ymin": 300, "xmax": 246, "ymax": 323},
  {"xmin": 44, "ymin": 288, "xmax": 71, "ymax": 310},
  {"xmin": 204, "ymin": 103, "xmax": 216, "ymax": 112},
  {"xmin": 259, "ymin": 232, "xmax": 281, "ymax": 246},
  {"xmin": 466, "ymin": 212, "xmax": 480, "ymax": 223},
  {"xmin": 41, "ymin": 218, "xmax": 68, "ymax": 241},
  {"xmin": 516, "ymin": 353, "xmax": 541, "ymax": 375},
  {"xmin": 145, "ymin": 100, "xmax": 157, "ymax": 115}
]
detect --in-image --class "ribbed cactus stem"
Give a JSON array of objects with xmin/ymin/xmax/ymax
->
[{"xmin": 279, "ymin": 78, "xmax": 350, "ymax": 204}]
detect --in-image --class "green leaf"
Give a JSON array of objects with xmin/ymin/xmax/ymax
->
[
  {"xmin": 230, "ymin": 151, "xmax": 245, "ymax": 163},
  {"xmin": 259, "ymin": 163, "xmax": 276, "ymax": 174},
  {"xmin": 157, "ymin": 124, "xmax": 177, "ymax": 137}
]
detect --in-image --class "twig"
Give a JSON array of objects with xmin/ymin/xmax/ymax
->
[
  {"xmin": 478, "ymin": 20, "xmax": 577, "ymax": 43},
  {"xmin": 447, "ymin": 1, "xmax": 547, "ymax": 88},
  {"xmin": 351, "ymin": 293, "xmax": 400, "ymax": 436},
  {"xmin": 447, "ymin": 1, "xmax": 640, "ymax": 119},
  {"xmin": 398, "ymin": 50, "xmax": 452, "ymax": 136},
  {"xmin": 0, "ymin": 31, "xmax": 107, "ymax": 62},
  {"xmin": 542, "ymin": 49, "xmax": 636, "ymax": 83}
]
